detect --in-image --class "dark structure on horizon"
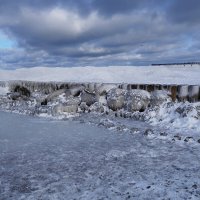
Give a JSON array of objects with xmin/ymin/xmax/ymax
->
[{"xmin": 152, "ymin": 62, "xmax": 200, "ymax": 66}]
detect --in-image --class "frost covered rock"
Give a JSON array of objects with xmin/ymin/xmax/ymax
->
[
  {"xmin": 34, "ymin": 105, "xmax": 51, "ymax": 116},
  {"xmin": 98, "ymin": 95, "xmax": 107, "ymax": 105},
  {"xmin": 96, "ymin": 84, "xmax": 118, "ymax": 96},
  {"xmin": 62, "ymin": 104, "xmax": 78, "ymax": 113},
  {"xmin": 79, "ymin": 102, "xmax": 89, "ymax": 112},
  {"xmin": 65, "ymin": 96, "xmax": 81, "ymax": 106},
  {"xmin": 107, "ymin": 97, "xmax": 124, "ymax": 111},
  {"xmin": 8, "ymin": 81, "xmax": 58, "ymax": 94},
  {"xmin": 7, "ymin": 91, "xmax": 31, "ymax": 101},
  {"xmin": 46, "ymin": 86, "xmax": 84, "ymax": 104},
  {"xmin": 69, "ymin": 86, "xmax": 84, "ymax": 97},
  {"xmin": 13, "ymin": 85, "xmax": 31, "ymax": 97},
  {"xmin": 89, "ymin": 102, "xmax": 107, "ymax": 113},
  {"xmin": 8, "ymin": 92, "xmax": 22, "ymax": 100},
  {"xmin": 51, "ymin": 96, "xmax": 80, "ymax": 115},
  {"xmin": 85, "ymin": 83, "xmax": 96, "ymax": 93},
  {"xmin": 125, "ymin": 89, "xmax": 150, "ymax": 112},
  {"xmin": 52, "ymin": 103, "xmax": 78, "ymax": 115},
  {"xmin": 45, "ymin": 89, "xmax": 70, "ymax": 103},
  {"xmin": 80, "ymin": 90, "xmax": 97, "ymax": 106},
  {"xmin": 150, "ymin": 90, "xmax": 171, "ymax": 107},
  {"xmin": 175, "ymin": 103, "xmax": 200, "ymax": 119},
  {"xmin": 107, "ymin": 88, "xmax": 125, "ymax": 111},
  {"xmin": 45, "ymin": 88, "xmax": 83, "ymax": 105},
  {"xmin": 0, "ymin": 97, "xmax": 37, "ymax": 115}
]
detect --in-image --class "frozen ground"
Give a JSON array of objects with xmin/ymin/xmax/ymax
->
[
  {"xmin": 0, "ymin": 65, "xmax": 200, "ymax": 84},
  {"xmin": 1, "ymin": 111, "xmax": 200, "ymax": 200}
]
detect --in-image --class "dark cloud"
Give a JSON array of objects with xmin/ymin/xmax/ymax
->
[
  {"xmin": 0, "ymin": 0, "xmax": 199, "ymax": 69},
  {"xmin": 92, "ymin": 0, "xmax": 164, "ymax": 16},
  {"xmin": 0, "ymin": 0, "xmax": 92, "ymax": 16},
  {"xmin": 92, "ymin": 0, "xmax": 145, "ymax": 16},
  {"xmin": 167, "ymin": 0, "xmax": 200, "ymax": 24}
]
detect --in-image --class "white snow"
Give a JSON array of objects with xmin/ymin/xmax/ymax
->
[
  {"xmin": 0, "ymin": 65, "xmax": 200, "ymax": 84},
  {"xmin": 147, "ymin": 101, "xmax": 200, "ymax": 133},
  {"xmin": 0, "ymin": 86, "xmax": 9, "ymax": 95}
]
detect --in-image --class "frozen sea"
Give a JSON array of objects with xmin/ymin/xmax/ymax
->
[{"xmin": 1, "ymin": 111, "xmax": 200, "ymax": 200}]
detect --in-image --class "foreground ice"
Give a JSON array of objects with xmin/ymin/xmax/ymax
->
[{"xmin": 1, "ymin": 111, "xmax": 200, "ymax": 200}]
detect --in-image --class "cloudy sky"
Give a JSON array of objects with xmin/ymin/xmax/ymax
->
[{"xmin": 0, "ymin": 0, "xmax": 199, "ymax": 69}]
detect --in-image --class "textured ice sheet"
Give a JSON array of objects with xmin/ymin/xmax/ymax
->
[{"xmin": 0, "ymin": 112, "xmax": 200, "ymax": 200}]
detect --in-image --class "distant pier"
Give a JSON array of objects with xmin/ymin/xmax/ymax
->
[{"xmin": 151, "ymin": 62, "xmax": 200, "ymax": 66}]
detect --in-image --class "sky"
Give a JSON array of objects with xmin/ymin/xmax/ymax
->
[{"xmin": 0, "ymin": 0, "xmax": 200, "ymax": 69}]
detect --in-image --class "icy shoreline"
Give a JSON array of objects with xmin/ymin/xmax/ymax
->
[{"xmin": 0, "ymin": 81, "xmax": 200, "ymax": 141}]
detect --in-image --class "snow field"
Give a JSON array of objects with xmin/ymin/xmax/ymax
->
[{"xmin": 0, "ymin": 65, "xmax": 200, "ymax": 84}]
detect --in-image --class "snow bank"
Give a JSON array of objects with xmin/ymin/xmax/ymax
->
[
  {"xmin": 147, "ymin": 101, "xmax": 200, "ymax": 133},
  {"xmin": 0, "ymin": 65, "xmax": 200, "ymax": 84}
]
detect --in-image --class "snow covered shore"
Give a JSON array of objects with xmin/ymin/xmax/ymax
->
[
  {"xmin": 0, "ymin": 81, "xmax": 200, "ymax": 137},
  {"xmin": 0, "ymin": 65, "xmax": 199, "ymax": 137}
]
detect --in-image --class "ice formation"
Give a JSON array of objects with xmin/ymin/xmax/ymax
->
[{"xmin": 0, "ymin": 81, "xmax": 200, "ymax": 135}]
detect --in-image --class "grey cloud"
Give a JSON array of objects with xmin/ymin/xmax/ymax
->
[
  {"xmin": 0, "ymin": 0, "xmax": 161, "ymax": 17},
  {"xmin": 92, "ymin": 0, "xmax": 162, "ymax": 16},
  {"xmin": 0, "ymin": 0, "xmax": 199, "ymax": 69},
  {"xmin": 167, "ymin": 0, "xmax": 200, "ymax": 24},
  {"xmin": 0, "ymin": 0, "xmax": 92, "ymax": 17}
]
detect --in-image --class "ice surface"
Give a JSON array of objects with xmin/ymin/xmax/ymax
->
[
  {"xmin": 0, "ymin": 65, "xmax": 200, "ymax": 84},
  {"xmin": 1, "ymin": 111, "xmax": 200, "ymax": 199},
  {"xmin": 0, "ymin": 86, "xmax": 8, "ymax": 95}
]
